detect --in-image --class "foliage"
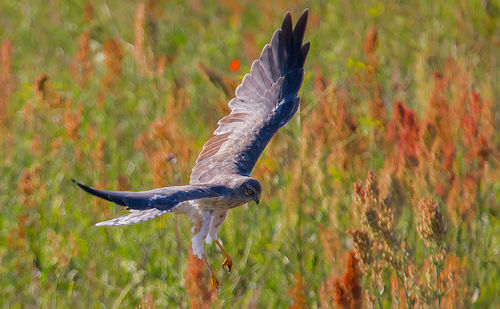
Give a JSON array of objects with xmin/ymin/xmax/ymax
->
[{"xmin": 0, "ymin": 0, "xmax": 499, "ymax": 307}]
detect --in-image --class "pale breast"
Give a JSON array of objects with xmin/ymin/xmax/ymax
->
[
  {"xmin": 193, "ymin": 197, "xmax": 246, "ymax": 211},
  {"xmin": 197, "ymin": 197, "xmax": 228, "ymax": 210}
]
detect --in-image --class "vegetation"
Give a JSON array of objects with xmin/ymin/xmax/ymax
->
[{"xmin": 0, "ymin": 0, "xmax": 498, "ymax": 307}]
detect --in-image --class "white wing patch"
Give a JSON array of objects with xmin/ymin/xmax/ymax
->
[
  {"xmin": 95, "ymin": 200, "xmax": 196, "ymax": 227},
  {"xmin": 95, "ymin": 208, "xmax": 169, "ymax": 226}
]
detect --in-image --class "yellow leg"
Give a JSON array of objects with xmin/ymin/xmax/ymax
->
[
  {"xmin": 202, "ymin": 255, "xmax": 219, "ymax": 289},
  {"xmin": 215, "ymin": 239, "xmax": 233, "ymax": 273}
]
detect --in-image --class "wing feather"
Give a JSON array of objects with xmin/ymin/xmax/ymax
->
[
  {"xmin": 95, "ymin": 209, "xmax": 170, "ymax": 226},
  {"xmin": 73, "ymin": 179, "xmax": 228, "ymax": 225},
  {"xmin": 190, "ymin": 9, "xmax": 309, "ymax": 184}
]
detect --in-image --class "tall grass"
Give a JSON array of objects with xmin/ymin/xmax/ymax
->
[{"xmin": 0, "ymin": 0, "xmax": 498, "ymax": 307}]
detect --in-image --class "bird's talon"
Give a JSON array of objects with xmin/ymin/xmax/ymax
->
[
  {"xmin": 222, "ymin": 258, "xmax": 232, "ymax": 273},
  {"xmin": 210, "ymin": 272, "xmax": 219, "ymax": 289}
]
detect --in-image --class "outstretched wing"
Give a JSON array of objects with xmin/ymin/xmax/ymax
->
[
  {"xmin": 72, "ymin": 179, "xmax": 227, "ymax": 226},
  {"xmin": 190, "ymin": 10, "xmax": 310, "ymax": 185}
]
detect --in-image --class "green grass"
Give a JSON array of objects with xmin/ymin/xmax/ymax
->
[{"xmin": 0, "ymin": 0, "xmax": 499, "ymax": 308}]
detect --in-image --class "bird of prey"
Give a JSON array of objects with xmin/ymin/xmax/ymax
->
[{"xmin": 73, "ymin": 9, "xmax": 309, "ymax": 288}]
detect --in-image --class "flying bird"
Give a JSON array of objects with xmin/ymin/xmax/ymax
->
[{"xmin": 73, "ymin": 9, "xmax": 309, "ymax": 288}]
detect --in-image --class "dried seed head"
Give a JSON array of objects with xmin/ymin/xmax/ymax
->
[
  {"xmin": 365, "ymin": 170, "xmax": 379, "ymax": 199},
  {"xmin": 417, "ymin": 199, "xmax": 447, "ymax": 247},
  {"xmin": 353, "ymin": 181, "xmax": 364, "ymax": 204},
  {"xmin": 348, "ymin": 229, "xmax": 373, "ymax": 267},
  {"xmin": 354, "ymin": 171, "xmax": 396, "ymax": 246}
]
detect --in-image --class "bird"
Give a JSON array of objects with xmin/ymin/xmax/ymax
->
[{"xmin": 73, "ymin": 9, "xmax": 309, "ymax": 288}]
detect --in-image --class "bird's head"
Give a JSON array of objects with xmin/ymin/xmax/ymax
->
[{"xmin": 236, "ymin": 177, "xmax": 262, "ymax": 205}]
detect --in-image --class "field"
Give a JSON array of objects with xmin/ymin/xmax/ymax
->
[{"xmin": 0, "ymin": 0, "xmax": 499, "ymax": 308}]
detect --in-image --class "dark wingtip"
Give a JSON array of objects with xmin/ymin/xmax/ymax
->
[
  {"xmin": 283, "ymin": 11, "xmax": 292, "ymax": 23},
  {"xmin": 72, "ymin": 179, "xmax": 95, "ymax": 194},
  {"xmin": 297, "ymin": 9, "xmax": 309, "ymax": 29},
  {"xmin": 72, "ymin": 178, "xmax": 85, "ymax": 189},
  {"xmin": 73, "ymin": 179, "xmax": 128, "ymax": 207},
  {"xmin": 297, "ymin": 9, "xmax": 309, "ymax": 28},
  {"xmin": 281, "ymin": 11, "xmax": 293, "ymax": 33},
  {"xmin": 299, "ymin": 42, "xmax": 310, "ymax": 67},
  {"xmin": 302, "ymin": 41, "xmax": 311, "ymax": 53},
  {"xmin": 293, "ymin": 9, "xmax": 309, "ymax": 48}
]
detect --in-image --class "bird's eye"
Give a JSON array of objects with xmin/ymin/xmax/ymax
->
[{"xmin": 247, "ymin": 189, "xmax": 254, "ymax": 195}]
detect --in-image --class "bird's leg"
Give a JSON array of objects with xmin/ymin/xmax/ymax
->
[
  {"xmin": 214, "ymin": 239, "xmax": 232, "ymax": 273},
  {"xmin": 202, "ymin": 255, "xmax": 219, "ymax": 289}
]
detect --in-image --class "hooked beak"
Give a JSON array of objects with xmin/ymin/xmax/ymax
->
[{"xmin": 253, "ymin": 196, "xmax": 260, "ymax": 205}]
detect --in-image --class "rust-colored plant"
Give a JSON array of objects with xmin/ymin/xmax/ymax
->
[
  {"xmin": 133, "ymin": 1, "xmax": 166, "ymax": 76},
  {"xmin": 334, "ymin": 251, "xmax": 362, "ymax": 309},
  {"xmin": 319, "ymin": 251, "xmax": 362, "ymax": 309},
  {"xmin": 351, "ymin": 171, "xmax": 416, "ymax": 308},
  {"xmin": 385, "ymin": 101, "xmax": 423, "ymax": 172},
  {"xmin": 361, "ymin": 26, "xmax": 386, "ymax": 124},
  {"xmin": 17, "ymin": 164, "xmax": 42, "ymax": 208},
  {"xmin": 70, "ymin": 31, "xmax": 93, "ymax": 86},
  {"xmin": 288, "ymin": 271, "xmax": 309, "ymax": 309},
  {"xmin": 33, "ymin": 74, "xmax": 66, "ymax": 108},
  {"xmin": 102, "ymin": 38, "xmax": 123, "ymax": 89},
  {"xmin": 139, "ymin": 291, "xmax": 156, "ymax": 309},
  {"xmin": 318, "ymin": 224, "xmax": 341, "ymax": 264},
  {"xmin": 416, "ymin": 199, "xmax": 449, "ymax": 307},
  {"xmin": 0, "ymin": 39, "xmax": 14, "ymax": 125},
  {"xmin": 63, "ymin": 100, "xmax": 83, "ymax": 140},
  {"xmin": 83, "ymin": 1, "xmax": 93, "ymax": 24},
  {"xmin": 184, "ymin": 246, "xmax": 216, "ymax": 309}
]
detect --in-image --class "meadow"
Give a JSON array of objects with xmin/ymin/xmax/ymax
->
[{"xmin": 0, "ymin": 0, "xmax": 499, "ymax": 308}]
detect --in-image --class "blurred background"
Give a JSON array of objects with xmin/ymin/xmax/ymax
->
[{"xmin": 0, "ymin": 0, "xmax": 498, "ymax": 307}]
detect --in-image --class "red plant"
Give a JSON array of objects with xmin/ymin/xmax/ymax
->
[
  {"xmin": 83, "ymin": 1, "xmax": 93, "ymax": 24},
  {"xmin": 386, "ymin": 101, "xmax": 423, "ymax": 170},
  {"xmin": 288, "ymin": 271, "xmax": 309, "ymax": 309},
  {"xmin": 361, "ymin": 26, "xmax": 386, "ymax": 124},
  {"xmin": 102, "ymin": 38, "xmax": 123, "ymax": 89},
  {"xmin": 0, "ymin": 39, "xmax": 14, "ymax": 125},
  {"xmin": 320, "ymin": 250, "xmax": 362, "ymax": 309},
  {"xmin": 334, "ymin": 251, "xmax": 362, "ymax": 308},
  {"xmin": 462, "ymin": 91, "xmax": 490, "ymax": 168},
  {"xmin": 184, "ymin": 246, "xmax": 216, "ymax": 309},
  {"xmin": 70, "ymin": 31, "xmax": 93, "ymax": 86},
  {"xmin": 363, "ymin": 27, "xmax": 378, "ymax": 57},
  {"xmin": 63, "ymin": 100, "xmax": 83, "ymax": 140}
]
